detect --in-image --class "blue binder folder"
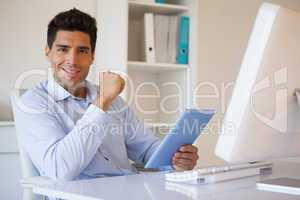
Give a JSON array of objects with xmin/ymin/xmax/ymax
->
[
  {"xmin": 176, "ymin": 16, "xmax": 190, "ymax": 64},
  {"xmin": 145, "ymin": 109, "xmax": 215, "ymax": 169},
  {"xmin": 155, "ymin": 0, "xmax": 166, "ymax": 3}
]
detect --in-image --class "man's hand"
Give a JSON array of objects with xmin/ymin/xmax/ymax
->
[
  {"xmin": 93, "ymin": 71, "xmax": 125, "ymax": 111},
  {"xmin": 172, "ymin": 145, "xmax": 199, "ymax": 171}
]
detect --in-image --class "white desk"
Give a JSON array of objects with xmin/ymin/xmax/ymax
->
[{"xmin": 23, "ymin": 161, "xmax": 300, "ymax": 200}]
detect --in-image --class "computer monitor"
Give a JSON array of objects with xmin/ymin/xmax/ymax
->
[{"xmin": 215, "ymin": 3, "xmax": 300, "ymax": 164}]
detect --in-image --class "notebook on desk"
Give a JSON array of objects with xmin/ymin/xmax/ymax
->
[{"xmin": 145, "ymin": 109, "xmax": 215, "ymax": 169}]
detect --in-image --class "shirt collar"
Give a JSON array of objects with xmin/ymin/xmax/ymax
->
[{"xmin": 47, "ymin": 76, "xmax": 97, "ymax": 103}]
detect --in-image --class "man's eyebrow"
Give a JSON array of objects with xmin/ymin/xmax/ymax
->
[
  {"xmin": 55, "ymin": 44, "xmax": 70, "ymax": 48},
  {"xmin": 54, "ymin": 44, "xmax": 90, "ymax": 50},
  {"xmin": 78, "ymin": 46, "xmax": 90, "ymax": 50}
]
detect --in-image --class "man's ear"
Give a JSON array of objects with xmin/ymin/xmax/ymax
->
[
  {"xmin": 91, "ymin": 52, "xmax": 95, "ymax": 63},
  {"xmin": 45, "ymin": 45, "xmax": 50, "ymax": 58}
]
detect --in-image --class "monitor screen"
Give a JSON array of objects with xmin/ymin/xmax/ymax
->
[{"xmin": 215, "ymin": 3, "xmax": 300, "ymax": 163}]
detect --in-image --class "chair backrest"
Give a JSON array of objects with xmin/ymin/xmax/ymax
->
[{"xmin": 10, "ymin": 89, "xmax": 40, "ymax": 178}]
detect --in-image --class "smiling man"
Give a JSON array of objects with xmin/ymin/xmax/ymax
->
[{"xmin": 15, "ymin": 8, "xmax": 199, "ymax": 181}]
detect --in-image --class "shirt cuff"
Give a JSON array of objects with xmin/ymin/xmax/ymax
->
[{"xmin": 86, "ymin": 104, "xmax": 106, "ymax": 114}]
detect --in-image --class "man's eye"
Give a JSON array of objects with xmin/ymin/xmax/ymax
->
[
  {"xmin": 79, "ymin": 49, "xmax": 89, "ymax": 54},
  {"xmin": 57, "ymin": 48, "xmax": 67, "ymax": 52}
]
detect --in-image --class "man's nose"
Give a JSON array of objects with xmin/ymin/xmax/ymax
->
[{"xmin": 66, "ymin": 50, "xmax": 78, "ymax": 65}]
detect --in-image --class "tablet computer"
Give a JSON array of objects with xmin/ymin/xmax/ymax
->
[{"xmin": 144, "ymin": 109, "xmax": 215, "ymax": 169}]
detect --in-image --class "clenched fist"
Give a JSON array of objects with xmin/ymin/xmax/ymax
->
[{"xmin": 93, "ymin": 71, "xmax": 125, "ymax": 111}]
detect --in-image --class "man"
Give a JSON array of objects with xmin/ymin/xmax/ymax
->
[{"xmin": 15, "ymin": 8, "xmax": 199, "ymax": 181}]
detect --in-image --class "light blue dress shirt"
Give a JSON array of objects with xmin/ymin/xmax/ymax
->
[{"xmin": 15, "ymin": 77, "xmax": 160, "ymax": 181}]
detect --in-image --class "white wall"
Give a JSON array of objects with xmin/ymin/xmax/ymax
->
[
  {"xmin": 2, "ymin": 0, "xmax": 300, "ymax": 195},
  {"xmin": 0, "ymin": 0, "xmax": 97, "ymax": 121},
  {"xmin": 195, "ymin": 0, "xmax": 300, "ymax": 167}
]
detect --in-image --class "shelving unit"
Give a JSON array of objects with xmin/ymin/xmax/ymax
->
[
  {"xmin": 128, "ymin": 1, "xmax": 189, "ymax": 18},
  {"xmin": 127, "ymin": 61, "xmax": 188, "ymax": 72},
  {"xmin": 96, "ymin": 0, "xmax": 199, "ymax": 135}
]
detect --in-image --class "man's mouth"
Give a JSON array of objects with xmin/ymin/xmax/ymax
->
[{"xmin": 62, "ymin": 67, "xmax": 81, "ymax": 78}]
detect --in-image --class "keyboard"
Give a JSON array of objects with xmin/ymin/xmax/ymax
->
[{"xmin": 165, "ymin": 162, "xmax": 273, "ymax": 184}]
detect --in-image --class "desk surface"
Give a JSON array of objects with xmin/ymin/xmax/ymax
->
[{"xmin": 25, "ymin": 161, "xmax": 300, "ymax": 200}]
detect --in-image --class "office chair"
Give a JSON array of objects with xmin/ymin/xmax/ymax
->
[{"xmin": 10, "ymin": 89, "xmax": 45, "ymax": 200}]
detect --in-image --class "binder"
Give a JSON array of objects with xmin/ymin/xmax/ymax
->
[
  {"xmin": 154, "ymin": 14, "xmax": 169, "ymax": 63},
  {"xmin": 167, "ymin": 16, "xmax": 178, "ymax": 63},
  {"xmin": 155, "ymin": 0, "xmax": 166, "ymax": 3},
  {"xmin": 144, "ymin": 13, "xmax": 156, "ymax": 63},
  {"xmin": 176, "ymin": 16, "xmax": 190, "ymax": 64}
]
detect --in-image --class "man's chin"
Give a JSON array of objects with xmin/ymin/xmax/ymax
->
[
  {"xmin": 66, "ymin": 81, "xmax": 86, "ymax": 90},
  {"xmin": 54, "ymin": 74, "xmax": 87, "ymax": 90}
]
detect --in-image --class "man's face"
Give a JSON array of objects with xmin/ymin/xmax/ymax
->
[{"xmin": 46, "ymin": 30, "xmax": 94, "ymax": 90}]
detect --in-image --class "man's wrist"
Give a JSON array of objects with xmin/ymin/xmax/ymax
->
[{"xmin": 93, "ymin": 95, "xmax": 112, "ymax": 111}]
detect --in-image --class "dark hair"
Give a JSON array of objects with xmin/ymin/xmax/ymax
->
[{"xmin": 47, "ymin": 8, "xmax": 97, "ymax": 52}]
